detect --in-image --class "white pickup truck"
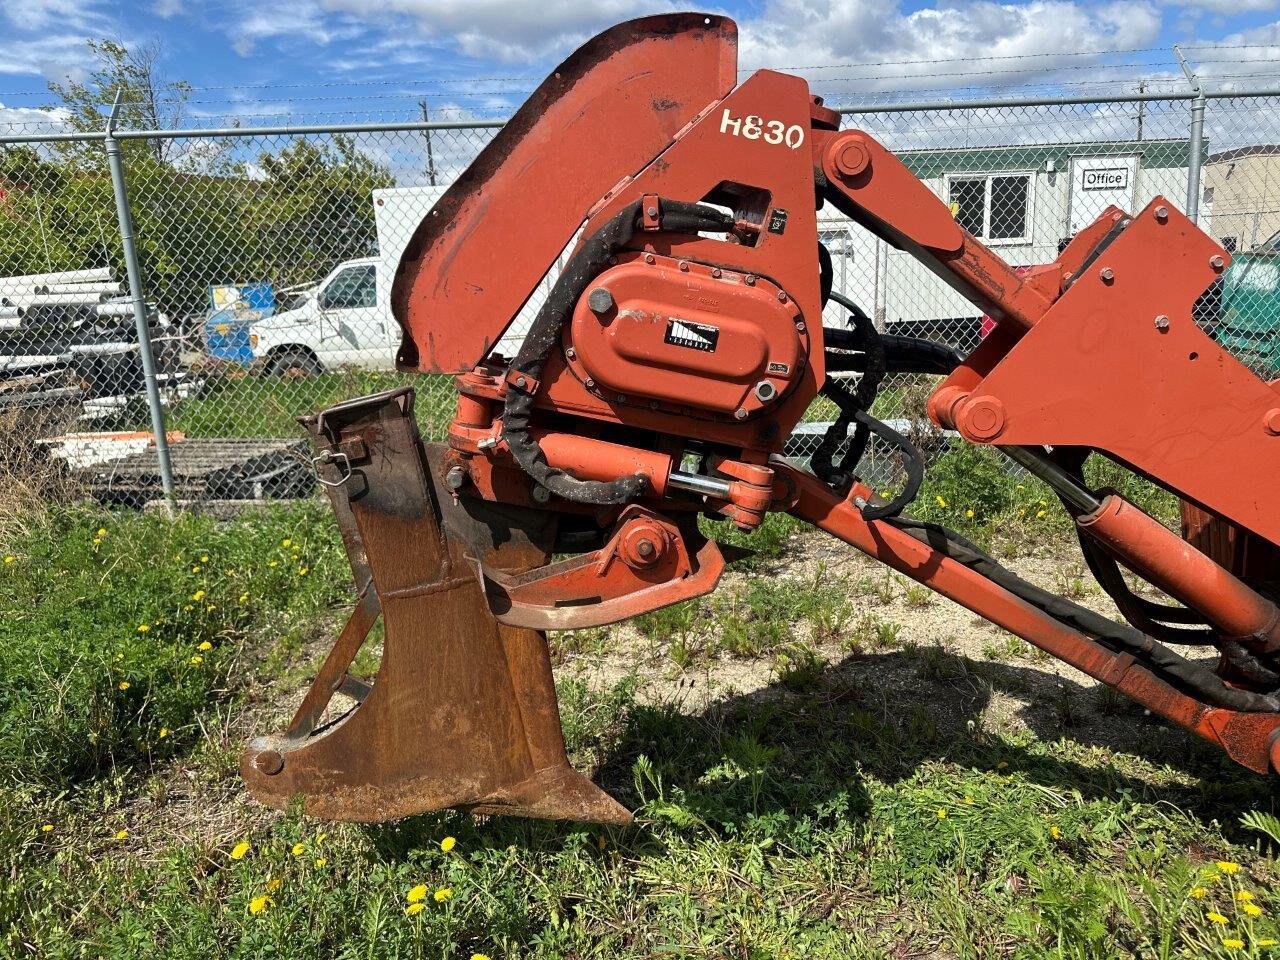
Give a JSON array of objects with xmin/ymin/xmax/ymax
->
[{"xmin": 245, "ymin": 185, "xmax": 445, "ymax": 376}]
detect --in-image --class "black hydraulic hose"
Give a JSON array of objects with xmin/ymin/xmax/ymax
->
[
  {"xmin": 502, "ymin": 199, "xmax": 734, "ymax": 506},
  {"xmin": 812, "ymin": 291, "xmax": 885, "ymax": 487},
  {"xmin": 888, "ymin": 514, "xmax": 1280, "ymax": 713},
  {"xmin": 824, "ymin": 333, "xmax": 963, "ymax": 376}
]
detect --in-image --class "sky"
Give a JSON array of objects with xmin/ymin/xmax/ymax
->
[{"xmin": 1, "ymin": 0, "xmax": 1280, "ymax": 130}]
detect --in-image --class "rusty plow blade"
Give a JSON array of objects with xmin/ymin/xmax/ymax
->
[{"xmin": 241, "ymin": 388, "xmax": 631, "ymax": 825}]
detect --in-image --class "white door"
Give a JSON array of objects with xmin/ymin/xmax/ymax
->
[
  {"xmin": 317, "ymin": 264, "xmax": 395, "ymax": 370},
  {"xmin": 1068, "ymin": 156, "xmax": 1139, "ymax": 234}
]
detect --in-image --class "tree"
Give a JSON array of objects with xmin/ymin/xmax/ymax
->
[{"xmin": 47, "ymin": 39, "xmax": 193, "ymax": 167}]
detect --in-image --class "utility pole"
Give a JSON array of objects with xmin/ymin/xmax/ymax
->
[
  {"xmin": 1136, "ymin": 81, "xmax": 1146, "ymax": 142},
  {"xmin": 419, "ymin": 99, "xmax": 438, "ymax": 187}
]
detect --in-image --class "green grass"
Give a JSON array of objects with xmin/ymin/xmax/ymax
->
[
  {"xmin": 0, "ymin": 502, "xmax": 347, "ymax": 787},
  {"xmin": 3, "ymin": 385, "xmax": 1275, "ymax": 958},
  {"xmin": 109, "ymin": 369, "xmax": 457, "ymax": 441}
]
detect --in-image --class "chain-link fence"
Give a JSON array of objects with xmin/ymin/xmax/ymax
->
[{"xmin": 2, "ymin": 89, "xmax": 1276, "ymax": 505}]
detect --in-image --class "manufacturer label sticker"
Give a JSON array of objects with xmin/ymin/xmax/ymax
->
[{"xmin": 664, "ymin": 318, "xmax": 720, "ymax": 352}]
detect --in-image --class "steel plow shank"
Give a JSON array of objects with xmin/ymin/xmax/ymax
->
[{"xmin": 241, "ymin": 388, "xmax": 630, "ymax": 824}]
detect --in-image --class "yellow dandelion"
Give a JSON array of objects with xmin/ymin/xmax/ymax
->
[
  {"xmin": 206, "ymin": 604, "xmax": 217, "ymax": 612},
  {"xmin": 115, "ymin": 829, "xmax": 128, "ymax": 840},
  {"xmin": 1191, "ymin": 887, "xmax": 1208, "ymax": 899},
  {"xmin": 266, "ymin": 877, "xmax": 283, "ymax": 892},
  {"xmin": 192, "ymin": 590, "xmax": 205, "ymax": 601},
  {"xmin": 314, "ymin": 857, "xmax": 326, "ymax": 868},
  {"xmin": 40, "ymin": 824, "xmax": 53, "ymax": 833},
  {"xmin": 96, "ymin": 528, "xmax": 107, "ymax": 538},
  {"xmin": 136, "ymin": 624, "xmax": 150, "ymax": 633},
  {"xmin": 268, "ymin": 560, "xmax": 278, "ymax": 568},
  {"xmin": 1223, "ymin": 940, "xmax": 1245, "ymax": 950},
  {"xmin": 249, "ymin": 895, "xmax": 271, "ymax": 915},
  {"xmin": 1036, "ymin": 509, "xmax": 1047, "ymax": 518},
  {"xmin": 200, "ymin": 555, "xmax": 208, "ymax": 563},
  {"xmin": 190, "ymin": 655, "xmax": 203, "ymax": 665},
  {"xmin": 159, "ymin": 727, "xmax": 168, "ymax": 738},
  {"xmin": 935, "ymin": 495, "xmax": 947, "ymax": 508},
  {"xmin": 1259, "ymin": 939, "xmax": 1278, "ymax": 947},
  {"xmin": 118, "ymin": 681, "xmax": 130, "ymax": 691},
  {"xmin": 1237, "ymin": 891, "xmax": 1255, "ymax": 902},
  {"xmin": 936, "ymin": 808, "xmax": 947, "ymax": 819},
  {"xmin": 183, "ymin": 603, "xmax": 193, "ymax": 611},
  {"xmin": 291, "ymin": 843, "xmax": 305, "ymax": 856},
  {"xmin": 298, "ymin": 567, "xmax": 309, "ymax": 577},
  {"xmin": 281, "ymin": 539, "xmax": 292, "ymax": 548},
  {"xmin": 1218, "ymin": 861, "xmax": 1242, "ymax": 875},
  {"xmin": 191, "ymin": 565, "xmax": 201, "ymax": 573},
  {"xmin": 2, "ymin": 555, "xmax": 14, "ymax": 564},
  {"xmin": 965, "ymin": 508, "xmax": 974, "ymax": 518},
  {"xmin": 1243, "ymin": 903, "xmax": 1264, "ymax": 917},
  {"xmin": 230, "ymin": 840, "xmax": 251, "ymax": 860},
  {"xmin": 963, "ymin": 795, "xmax": 974, "ymax": 805},
  {"xmin": 405, "ymin": 902, "xmax": 425, "ymax": 916},
  {"xmin": 1050, "ymin": 825, "xmax": 1062, "ymax": 840},
  {"xmin": 471, "ymin": 954, "xmax": 493, "ymax": 960},
  {"xmin": 433, "ymin": 887, "xmax": 452, "ymax": 902},
  {"xmin": 316, "ymin": 832, "xmax": 327, "ymax": 844},
  {"xmin": 239, "ymin": 593, "xmax": 249, "ymax": 603},
  {"xmin": 406, "ymin": 884, "xmax": 428, "ymax": 904},
  {"xmin": 1208, "ymin": 912, "xmax": 1229, "ymax": 925},
  {"xmin": 440, "ymin": 836, "xmax": 457, "ymax": 852},
  {"xmin": 198, "ymin": 641, "xmax": 212, "ymax": 651},
  {"xmin": 92, "ymin": 538, "xmax": 101, "ymax": 547}
]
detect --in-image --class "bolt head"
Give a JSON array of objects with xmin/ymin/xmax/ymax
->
[
  {"xmin": 795, "ymin": 321, "xmax": 806, "ymax": 332},
  {"xmin": 744, "ymin": 275, "xmax": 756, "ymax": 286},
  {"xmin": 584, "ymin": 378, "xmax": 595, "ymax": 389},
  {"xmin": 646, "ymin": 206, "xmax": 658, "ymax": 217},
  {"xmin": 636, "ymin": 539, "xmax": 655, "ymax": 558},
  {"xmin": 644, "ymin": 253, "xmax": 656, "ymax": 264},
  {"xmin": 733, "ymin": 407, "xmax": 748, "ymax": 421},
  {"xmin": 776, "ymin": 290, "xmax": 788, "ymax": 302},
  {"xmin": 711, "ymin": 267, "xmax": 722, "ymax": 278},
  {"xmin": 1210, "ymin": 254, "xmax": 1226, "ymax": 271},
  {"xmin": 1155, "ymin": 205, "xmax": 1169, "ymax": 222},
  {"xmin": 1154, "ymin": 315, "xmax": 1170, "ymax": 331},
  {"xmin": 587, "ymin": 287, "xmax": 614, "ymax": 313},
  {"xmin": 444, "ymin": 466, "xmax": 467, "ymax": 491},
  {"xmin": 532, "ymin": 486, "xmax": 551, "ymax": 503},
  {"xmin": 1099, "ymin": 267, "xmax": 1115, "ymax": 282},
  {"xmin": 678, "ymin": 260, "xmax": 690, "ymax": 272},
  {"xmin": 251, "ymin": 749, "xmax": 284, "ymax": 776},
  {"xmin": 834, "ymin": 139, "xmax": 871, "ymax": 178},
  {"xmin": 1265, "ymin": 408, "xmax": 1280, "ymax": 436}
]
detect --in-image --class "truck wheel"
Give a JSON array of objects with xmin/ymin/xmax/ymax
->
[{"xmin": 267, "ymin": 349, "xmax": 322, "ymax": 379}]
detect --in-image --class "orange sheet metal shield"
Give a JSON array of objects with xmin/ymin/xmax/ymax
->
[
  {"xmin": 390, "ymin": 13, "xmax": 738, "ymax": 374},
  {"xmin": 241, "ymin": 388, "xmax": 630, "ymax": 824}
]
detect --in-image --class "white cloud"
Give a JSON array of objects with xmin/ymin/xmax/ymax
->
[
  {"xmin": 0, "ymin": 101, "xmax": 68, "ymax": 136},
  {"xmin": 736, "ymin": 0, "xmax": 1162, "ymax": 91},
  {"xmin": 0, "ymin": 0, "xmax": 105, "ymax": 31},
  {"xmin": 152, "ymin": 0, "xmax": 184, "ymax": 18},
  {"xmin": 1159, "ymin": 0, "xmax": 1279, "ymax": 13}
]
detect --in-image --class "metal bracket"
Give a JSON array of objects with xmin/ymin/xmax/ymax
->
[{"xmin": 312, "ymin": 449, "xmax": 353, "ymax": 487}]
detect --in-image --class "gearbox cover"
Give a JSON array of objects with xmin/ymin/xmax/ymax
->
[{"xmin": 565, "ymin": 252, "xmax": 807, "ymax": 419}]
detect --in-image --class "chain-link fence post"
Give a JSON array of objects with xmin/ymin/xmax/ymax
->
[
  {"xmin": 1187, "ymin": 92, "xmax": 1207, "ymax": 224},
  {"xmin": 103, "ymin": 92, "xmax": 176, "ymax": 509}
]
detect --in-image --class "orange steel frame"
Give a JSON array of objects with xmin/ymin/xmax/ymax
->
[{"xmin": 393, "ymin": 14, "xmax": 1280, "ymax": 776}]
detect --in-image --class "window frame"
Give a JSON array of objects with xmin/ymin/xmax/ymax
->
[
  {"xmin": 943, "ymin": 170, "xmax": 1036, "ymax": 246},
  {"xmin": 320, "ymin": 263, "xmax": 377, "ymax": 311}
]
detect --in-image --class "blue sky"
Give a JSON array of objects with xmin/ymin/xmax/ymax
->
[{"xmin": 0, "ymin": 0, "xmax": 1279, "ymax": 127}]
